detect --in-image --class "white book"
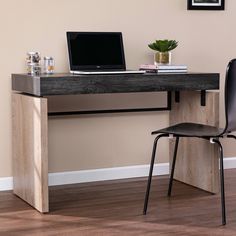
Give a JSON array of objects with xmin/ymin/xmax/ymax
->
[
  {"xmin": 140, "ymin": 64, "xmax": 188, "ymax": 70},
  {"xmin": 158, "ymin": 69, "xmax": 187, "ymax": 73},
  {"xmin": 158, "ymin": 64, "xmax": 187, "ymax": 70}
]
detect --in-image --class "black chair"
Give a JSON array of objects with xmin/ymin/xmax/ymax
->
[{"xmin": 143, "ymin": 59, "xmax": 236, "ymax": 225}]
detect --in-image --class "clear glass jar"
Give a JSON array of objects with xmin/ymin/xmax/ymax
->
[
  {"xmin": 44, "ymin": 57, "xmax": 54, "ymax": 74},
  {"xmin": 26, "ymin": 52, "xmax": 41, "ymax": 75},
  {"xmin": 27, "ymin": 63, "xmax": 41, "ymax": 75}
]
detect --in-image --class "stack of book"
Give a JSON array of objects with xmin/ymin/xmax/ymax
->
[{"xmin": 139, "ymin": 64, "xmax": 188, "ymax": 73}]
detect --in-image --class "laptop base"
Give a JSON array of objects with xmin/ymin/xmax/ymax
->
[{"xmin": 70, "ymin": 70, "xmax": 146, "ymax": 75}]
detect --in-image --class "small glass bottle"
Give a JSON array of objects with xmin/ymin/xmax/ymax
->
[{"xmin": 44, "ymin": 56, "xmax": 54, "ymax": 74}]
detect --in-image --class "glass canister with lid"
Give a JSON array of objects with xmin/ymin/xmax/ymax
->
[
  {"xmin": 43, "ymin": 56, "xmax": 54, "ymax": 74},
  {"xmin": 26, "ymin": 52, "xmax": 41, "ymax": 75}
]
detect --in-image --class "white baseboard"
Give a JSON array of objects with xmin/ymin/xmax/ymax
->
[
  {"xmin": 48, "ymin": 163, "xmax": 169, "ymax": 186},
  {"xmin": 222, "ymin": 157, "xmax": 236, "ymax": 169},
  {"xmin": 0, "ymin": 163, "xmax": 169, "ymax": 191},
  {"xmin": 0, "ymin": 177, "xmax": 14, "ymax": 191},
  {"xmin": 1, "ymin": 157, "xmax": 236, "ymax": 191}
]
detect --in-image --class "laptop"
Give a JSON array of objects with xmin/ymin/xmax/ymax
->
[{"xmin": 67, "ymin": 32, "xmax": 145, "ymax": 75}]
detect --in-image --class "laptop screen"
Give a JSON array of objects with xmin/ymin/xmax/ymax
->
[{"xmin": 67, "ymin": 32, "xmax": 126, "ymax": 71}]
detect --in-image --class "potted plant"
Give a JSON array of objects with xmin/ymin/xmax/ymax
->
[{"xmin": 148, "ymin": 39, "xmax": 178, "ymax": 65}]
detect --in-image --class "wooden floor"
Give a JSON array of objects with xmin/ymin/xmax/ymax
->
[{"xmin": 1, "ymin": 170, "xmax": 236, "ymax": 236}]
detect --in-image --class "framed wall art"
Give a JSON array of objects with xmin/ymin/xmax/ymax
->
[{"xmin": 187, "ymin": 0, "xmax": 225, "ymax": 10}]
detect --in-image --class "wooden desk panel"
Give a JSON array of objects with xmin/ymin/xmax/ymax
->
[
  {"xmin": 170, "ymin": 91, "xmax": 219, "ymax": 193},
  {"xmin": 12, "ymin": 73, "xmax": 219, "ymax": 96},
  {"xmin": 12, "ymin": 94, "xmax": 48, "ymax": 212}
]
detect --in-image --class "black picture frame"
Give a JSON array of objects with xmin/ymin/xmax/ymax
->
[{"xmin": 187, "ymin": 0, "xmax": 225, "ymax": 10}]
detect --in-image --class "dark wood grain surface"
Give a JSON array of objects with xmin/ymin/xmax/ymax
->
[
  {"xmin": 12, "ymin": 73, "xmax": 219, "ymax": 96},
  {"xmin": 1, "ymin": 170, "xmax": 236, "ymax": 235}
]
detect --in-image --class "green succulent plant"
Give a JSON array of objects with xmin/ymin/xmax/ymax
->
[{"xmin": 148, "ymin": 39, "xmax": 178, "ymax": 52}]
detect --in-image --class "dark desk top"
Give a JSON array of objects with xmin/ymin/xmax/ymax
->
[{"xmin": 12, "ymin": 73, "xmax": 219, "ymax": 96}]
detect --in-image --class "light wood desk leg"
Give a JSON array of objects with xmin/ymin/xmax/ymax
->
[
  {"xmin": 12, "ymin": 93, "xmax": 48, "ymax": 213},
  {"xmin": 170, "ymin": 91, "xmax": 219, "ymax": 193}
]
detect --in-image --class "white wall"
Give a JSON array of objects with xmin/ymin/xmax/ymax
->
[{"xmin": 1, "ymin": 0, "xmax": 236, "ymax": 177}]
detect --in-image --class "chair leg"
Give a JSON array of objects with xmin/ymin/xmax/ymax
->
[
  {"xmin": 143, "ymin": 134, "xmax": 167, "ymax": 215},
  {"xmin": 168, "ymin": 137, "xmax": 179, "ymax": 197},
  {"xmin": 213, "ymin": 139, "xmax": 226, "ymax": 225}
]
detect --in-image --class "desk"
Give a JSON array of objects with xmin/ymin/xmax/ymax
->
[{"xmin": 12, "ymin": 73, "xmax": 219, "ymax": 213}]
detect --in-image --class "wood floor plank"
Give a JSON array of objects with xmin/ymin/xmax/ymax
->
[{"xmin": 0, "ymin": 170, "xmax": 236, "ymax": 235}]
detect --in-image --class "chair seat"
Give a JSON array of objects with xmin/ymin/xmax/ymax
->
[{"xmin": 152, "ymin": 122, "xmax": 225, "ymax": 137}]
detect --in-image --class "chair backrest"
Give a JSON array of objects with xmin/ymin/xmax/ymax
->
[{"xmin": 223, "ymin": 59, "xmax": 236, "ymax": 133}]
